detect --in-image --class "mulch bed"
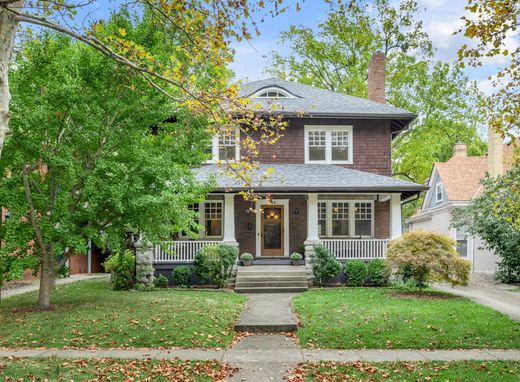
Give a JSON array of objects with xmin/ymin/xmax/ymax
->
[{"xmin": 386, "ymin": 291, "xmax": 456, "ymax": 300}]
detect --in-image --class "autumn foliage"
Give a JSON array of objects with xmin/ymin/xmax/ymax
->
[{"xmin": 386, "ymin": 230, "xmax": 471, "ymax": 288}]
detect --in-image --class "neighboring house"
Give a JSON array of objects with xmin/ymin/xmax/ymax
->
[
  {"xmin": 152, "ymin": 52, "xmax": 426, "ymax": 272},
  {"xmin": 406, "ymin": 133, "xmax": 517, "ymax": 276}
]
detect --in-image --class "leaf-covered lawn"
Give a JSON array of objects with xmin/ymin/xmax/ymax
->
[
  {"xmin": 0, "ymin": 357, "xmax": 230, "ymax": 381},
  {"xmin": 0, "ymin": 280, "xmax": 246, "ymax": 349},
  {"xmin": 294, "ymin": 361, "xmax": 520, "ymax": 382},
  {"xmin": 293, "ymin": 288, "xmax": 520, "ymax": 349}
]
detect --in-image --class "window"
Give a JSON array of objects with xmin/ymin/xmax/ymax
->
[
  {"xmin": 318, "ymin": 202, "xmax": 327, "ymax": 236},
  {"xmin": 207, "ymin": 127, "xmax": 240, "ymax": 162},
  {"xmin": 204, "ymin": 202, "xmax": 222, "ymax": 237},
  {"xmin": 436, "ymin": 183, "xmax": 444, "ymax": 203},
  {"xmin": 318, "ymin": 200, "xmax": 373, "ymax": 238},
  {"xmin": 252, "ymin": 87, "xmax": 293, "ymax": 98},
  {"xmin": 181, "ymin": 201, "xmax": 223, "ymax": 238},
  {"xmin": 308, "ymin": 131, "xmax": 326, "ymax": 161},
  {"xmin": 456, "ymin": 228, "xmax": 468, "ymax": 257},
  {"xmin": 305, "ymin": 125, "xmax": 353, "ymax": 164},
  {"xmin": 331, "ymin": 202, "xmax": 349, "ymax": 236},
  {"xmin": 354, "ymin": 202, "xmax": 372, "ymax": 236}
]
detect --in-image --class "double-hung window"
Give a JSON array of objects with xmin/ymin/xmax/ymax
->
[
  {"xmin": 181, "ymin": 201, "xmax": 223, "ymax": 239},
  {"xmin": 435, "ymin": 183, "xmax": 444, "ymax": 203},
  {"xmin": 456, "ymin": 228, "xmax": 468, "ymax": 257},
  {"xmin": 318, "ymin": 200, "xmax": 374, "ymax": 238},
  {"xmin": 305, "ymin": 125, "xmax": 353, "ymax": 164},
  {"xmin": 208, "ymin": 127, "xmax": 240, "ymax": 162}
]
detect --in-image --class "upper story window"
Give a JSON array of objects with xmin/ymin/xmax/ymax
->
[
  {"xmin": 252, "ymin": 87, "xmax": 294, "ymax": 99},
  {"xmin": 208, "ymin": 127, "xmax": 240, "ymax": 162},
  {"xmin": 435, "ymin": 183, "xmax": 444, "ymax": 203},
  {"xmin": 304, "ymin": 125, "xmax": 353, "ymax": 164}
]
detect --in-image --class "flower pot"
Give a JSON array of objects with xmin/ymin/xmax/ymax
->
[
  {"xmin": 243, "ymin": 260, "xmax": 253, "ymax": 266},
  {"xmin": 291, "ymin": 259, "xmax": 303, "ymax": 266}
]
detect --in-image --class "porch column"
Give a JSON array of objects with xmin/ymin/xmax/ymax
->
[
  {"xmin": 306, "ymin": 193, "xmax": 320, "ymax": 243},
  {"xmin": 223, "ymin": 193, "xmax": 238, "ymax": 245},
  {"xmin": 390, "ymin": 193, "xmax": 402, "ymax": 239}
]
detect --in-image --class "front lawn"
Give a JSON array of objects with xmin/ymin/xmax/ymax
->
[
  {"xmin": 0, "ymin": 279, "xmax": 246, "ymax": 349},
  {"xmin": 296, "ymin": 361, "xmax": 520, "ymax": 381},
  {"xmin": 0, "ymin": 357, "xmax": 229, "ymax": 381},
  {"xmin": 293, "ymin": 288, "xmax": 520, "ymax": 349}
]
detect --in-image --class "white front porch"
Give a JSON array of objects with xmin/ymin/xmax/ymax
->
[{"xmin": 152, "ymin": 192, "xmax": 402, "ymax": 264}]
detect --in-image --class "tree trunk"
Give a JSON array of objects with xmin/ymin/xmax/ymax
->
[
  {"xmin": 0, "ymin": 1, "xmax": 22, "ymax": 160},
  {"xmin": 38, "ymin": 252, "xmax": 55, "ymax": 309}
]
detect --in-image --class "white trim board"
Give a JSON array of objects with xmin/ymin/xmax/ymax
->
[{"xmin": 255, "ymin": 199, "xmax": 290, "ymax": 257}]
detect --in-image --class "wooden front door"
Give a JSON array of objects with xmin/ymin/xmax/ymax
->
[{"xmin": 261, "ymin": 205, "xmax": 285, "ymax": 256}]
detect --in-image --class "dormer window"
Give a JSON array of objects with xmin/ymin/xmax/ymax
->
[
  {"xmin": 208, "ymin": 127, "xmax": 240, "ymax": 162},
  {"xmin": 252, "ymin": 87, "xmax": 294, "ymax": 99}
]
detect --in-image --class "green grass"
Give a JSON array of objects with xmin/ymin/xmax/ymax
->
[
  {"xmin": 0, "ymin": 357, "xmax": 228, "ymax": 381},
  {"xmin": 0, "ymin": 279, "xmax": 246, "ymax": 349},
  {"xmin": 293, "ymin": 288, "xmax": 520, "ymax": 349},
  {"xmin": 299, "ymin": 361, "xmax": 520, "ymax": 381}
]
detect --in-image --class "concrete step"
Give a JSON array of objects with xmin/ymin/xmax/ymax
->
[
  {"xmin": 235, "ymin": 275, "xmax": 308, "ymax": 282},
  {"xmin": 235, "ymin": 286, "xmax": 308, "ymax": 293},
  {"xmin": 237, "ymin": 265, "xmax": 305, "ymax": 272},
  {"xmin": 235, "ymin": 281, "xmax": 309, "ymax": 288},
  {"xmin": 236, "ymin": 271, "xmax": 307, "ymax": 277}
]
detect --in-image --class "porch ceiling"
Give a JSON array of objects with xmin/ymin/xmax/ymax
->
[{"xmin": 194, "ymin": 164, "xmax": 427, "ymax": 200}]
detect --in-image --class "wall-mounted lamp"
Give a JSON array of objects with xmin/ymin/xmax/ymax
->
[
  {"xmin": 247, "ymin": 223, "xmax": 253, "ymax": 231},
  {"xmin": 294, "ymin": 208, "xmax": 300, "ymax": 215}
]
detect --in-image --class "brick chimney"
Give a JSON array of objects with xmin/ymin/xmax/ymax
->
[
  {"xmin": 488, "ymin": 127, "xmax": 504, "ymax": 177},
  {"xmin": 368, "ymin": 52, "xmax": 386, "ymax": 104},
  {"xmin": 453, "ymin": 143, "xmax": 467, "ymax": 158}
]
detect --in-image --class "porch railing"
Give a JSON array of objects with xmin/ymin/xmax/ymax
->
[
  {"xmin": 321, "ymin": 239, "xmax": 389, "ymax": 260},
  {"xmin": 153, "ymin": 240, "xmax": 221, "ymax": 263}
]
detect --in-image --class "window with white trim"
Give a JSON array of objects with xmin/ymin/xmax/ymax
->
[
  {"xmin": 436, "ymin": 183, "xmax": 444, "ymax": 203},
  {"xmin": 305, "ymin": 125, "xmax": 353, "ymax": 164},
  {"xmin": 252, "ymin": 87, "xmax": 294, "ymax": 98},
  {"xmin": 181, "ymin": 201, "xmax": 223, "ymax": 238},
  {"xmin": 318, "ymin": 200, "xmax": 374, "ymax": 238},
  {"xmin": 208, "ymin": 127, "xmax": 240, "ymax": 162},
  {"xmin": 456, "ymin": 228, "xmax": 468, "ymax": 257}
]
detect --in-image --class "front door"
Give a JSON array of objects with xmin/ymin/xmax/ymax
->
[{"xmin": 261, "ymin": 205, "xmax": 284, "ymax": 256}]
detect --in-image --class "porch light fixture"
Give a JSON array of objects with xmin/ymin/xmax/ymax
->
[{"xmin": 294, "ymin": 208, "xmax": 300, "ymax": 215}]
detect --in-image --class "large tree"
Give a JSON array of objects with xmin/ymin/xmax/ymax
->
[
  {"xmin": 268, "ymin": 0, "xmax": 486, "ymax": 187},
  {"xmin": 0, "ymin": 0, "xmax": 293, "ymax": 160},
  {"xmin": 0, "ymin": 22, "xmax": 212, "ymax": 308},
  {"xmin": 458, "ymin": 0, "xmax": 519, "ymax": 142}
]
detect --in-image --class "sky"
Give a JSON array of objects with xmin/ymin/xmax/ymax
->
[{"xmin": 228, "ymin": 0, "xmax": 519, "ymax": 95}]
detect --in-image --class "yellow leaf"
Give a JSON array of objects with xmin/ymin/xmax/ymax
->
[{"xmin": 118, "ymin": 28, "xmax": 127, "ymax": 37}]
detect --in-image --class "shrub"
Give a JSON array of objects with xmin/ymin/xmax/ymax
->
[
  {"xmin": 386, "ymin": 230, "xmax": 471, "ymax": 289},
  {"xmin": 194, "ymin": 244, "xmax": 238, "ymax": 287},
  {"xmin": 290, "ymin": 253, "xmax": 303, "ymax": 261},
  {"xmin": 391, "ymin": 277, "xmax": 421, "ymax": 292},
  {"xmin": 240, "ymin": 253, "xmax": 254, "ymax": 261},
  {"xmin": 173, "ymin": 266, "xmax": 191, "ymax": 287},
  {"xmin": 311, "ymin": 245, "xmax": 341, "ymax": 284},
  {"xmin": 155, "ymin": 274, "xmax": 169, "ymax": 288},
  {"xmin": 103, "ymin": 251, "xmax": 135, "ymax": 290},
  {"xmin": 345, "ymin": 260, "xmax": 368, "ymax": 287},
  {"xmin": 367, "ymin": 259, "xmax": 390, "ymax": 286}
]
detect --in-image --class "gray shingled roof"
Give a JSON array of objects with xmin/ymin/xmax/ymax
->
[
  {"xmin": 195, "ymin": 164, "xmax": 426, "ymax": 198},
  {"xmin": 238, "ymin": 77, "xmax": 416, "ymax": 120}
]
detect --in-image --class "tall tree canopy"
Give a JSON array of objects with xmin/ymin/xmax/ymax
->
[
  {"xmin": 0, "ymin": 0, "xmax": 294, "ymax": 161},
  {"xmin": 268, "ymin": 0, "xmax": 487, "ymax": 188},
  {"xmin": 0, "ymin": 14, "xmax": 214, "ymax": 307},
  {"xmin": 458, "ymin": 0, "xmax": 520, "ymax": 143}
]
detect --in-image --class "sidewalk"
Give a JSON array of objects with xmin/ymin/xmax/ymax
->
[
  {"xmin": 433, "ymin": 283, "xmax": 520, "ymax": 321},
  {"xmin": 2, "ymin": 335, "xmax": 520, "ymax": 363},
  {"xmin": 1, "ymin": 273, "xmax": 109, "ymax": 300}
]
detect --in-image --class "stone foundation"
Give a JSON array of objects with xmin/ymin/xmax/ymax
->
[{"xmin": 135, "ymin": 241, "xmax": 155, "ymax": 289}]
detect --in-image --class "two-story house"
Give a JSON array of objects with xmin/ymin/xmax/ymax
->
[{"xmin": 152, "ymin": 52, "xmax": 426, "ymax": 284}]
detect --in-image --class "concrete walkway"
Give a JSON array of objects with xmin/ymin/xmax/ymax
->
[
  {"xmin": 1, "ymin": 274, "xmax": 109, "ymax": 300},
  {"xmin": 434, "ymin": 283, "xmax": 520, "ymax": 321},
  {"xmin": 3, "ymin": 336, "xmax": 520, "ymax": 363},
  {"xmin": 234, "ymin": 293, "xmax": 298, "ymax": 333}
]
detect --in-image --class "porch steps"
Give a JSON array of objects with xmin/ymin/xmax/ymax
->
[{"xmin": 234, "ymin": 265, "xmax": 309, "ymax": 293}]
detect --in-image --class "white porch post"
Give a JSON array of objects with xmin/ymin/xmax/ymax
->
[
  {"xmin": 306, "ymin": 193, "xmax": 320, "ymax": 243},
  {"xmin": 223, "ymin": 193, "xmax": 237, "ymax": 244},
  {"xmin": 390, "ymin": 193, "xmax": 402, "ymax": 239}
]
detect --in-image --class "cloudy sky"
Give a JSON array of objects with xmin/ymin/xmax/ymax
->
[{"xmin": 229, "ymin": 0, "xmax": 518, "ymax": 95}]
